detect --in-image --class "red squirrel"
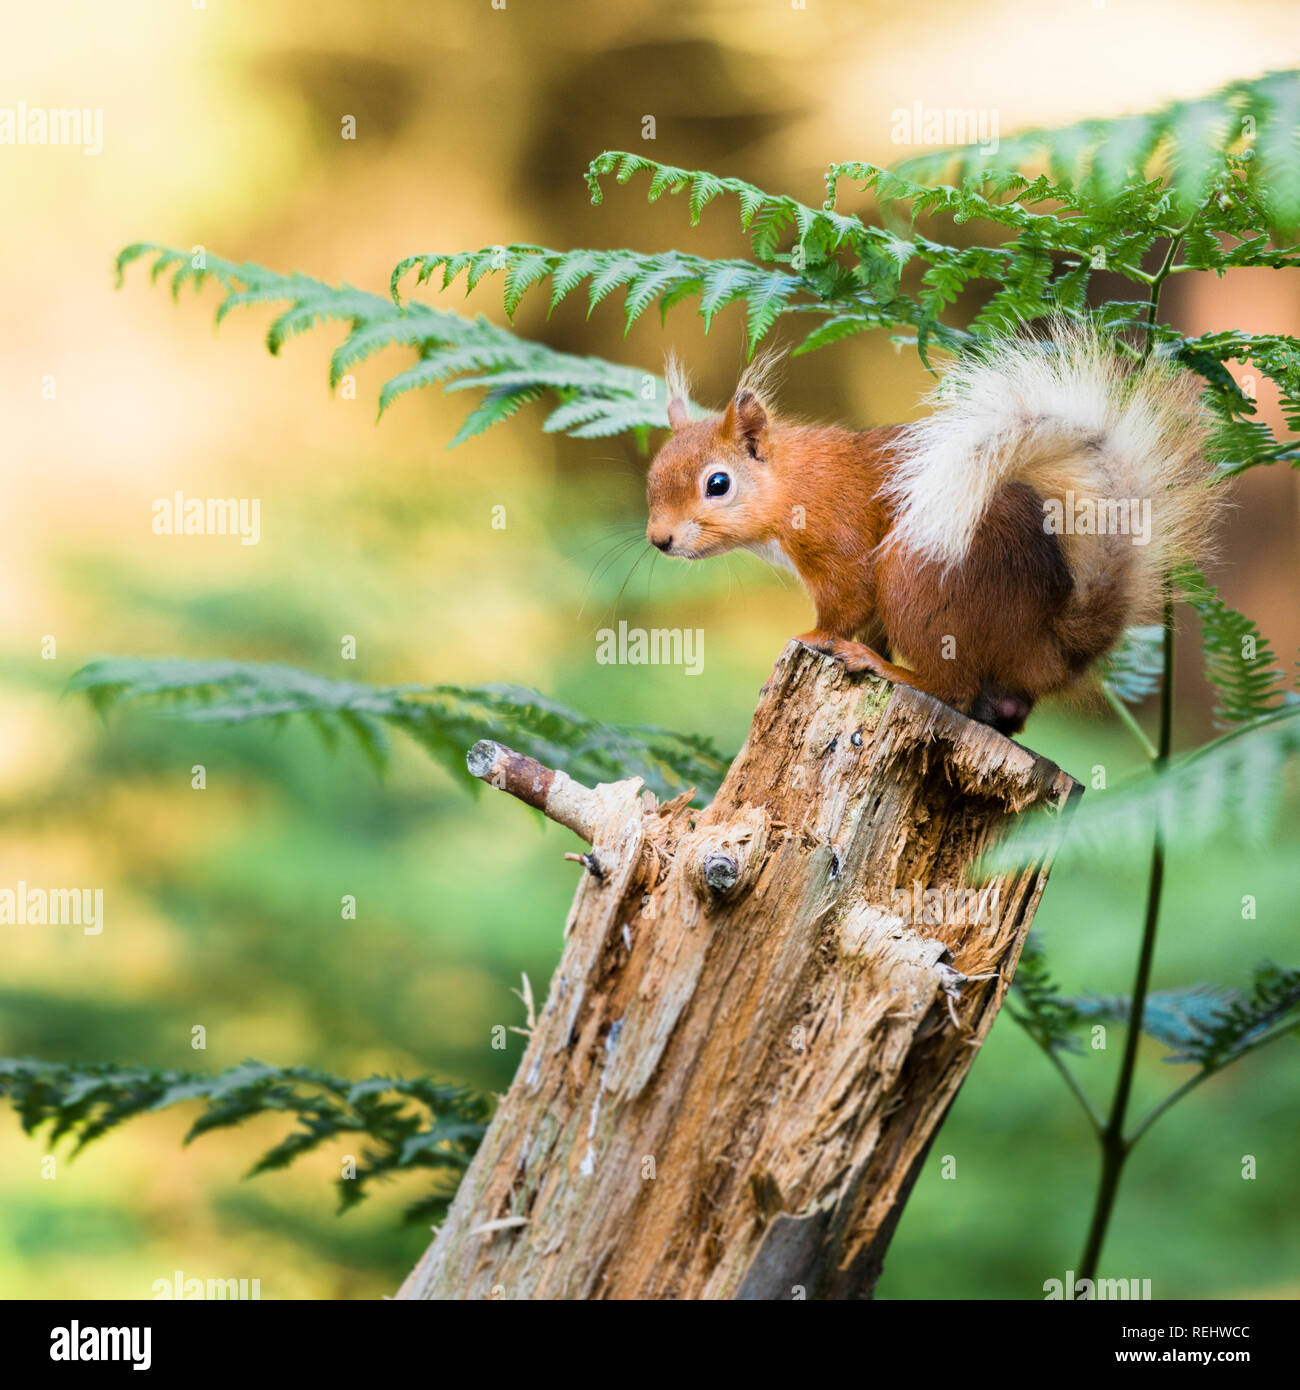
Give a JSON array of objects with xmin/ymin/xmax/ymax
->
[{"xmin": 645, "ymin": 325, "xmax": 1219, "ymax": 734}]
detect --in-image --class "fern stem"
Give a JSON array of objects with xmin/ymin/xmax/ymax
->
[
  {"xmin": 1035, "ymin": 1036, "xmax": 1104, "ymax": 1135},
  {"xmin": 1076, "ymin": 586, "xmax": 1175, "ymax": 1287},
  {"xmin": 1073, "ymin": 232, "xmax": 1187, "ymax": 1289},
  {"xmin": 1142, "ymin": 231, "xmax": 1184, "ymax": 343},
  {"xmin": 1124, "ymin": 1071, "xmax": 1204, "ymax": 1151},
  {"xmin": 1125, "ymin": 1017, "xmax": 1300, "ymax": 1148},
  {"xmin": 1171, "ymin": 701, "xmax": 1299, "ymax": 769},
  {"xmin": 1102, "ymin": 683, "xmax": 1159, "ymax": 761}
]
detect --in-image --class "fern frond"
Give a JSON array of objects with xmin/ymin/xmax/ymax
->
[
  {"xmin": 1176, "ymin": 962, "xmax": 1300, "ymax": 1067},
  {"xmin": 391, "ymin": 243, "xmax": 802, "ymax": 352},
  {"xmin": 1173, "ymin": 329, "xmax": 1300, "ymax": 475},
  {"xmin": 1007, "ymin": 933, "xmax": 1090, "ymax": 1053},
  {"xmin": 1101, "ymin": 625, "xmax": 1165, "ymax": 706},
  {"xmin": 116, "ymin": 243, "xmax": 669, "ymax": 443},
  {"xmin": 1071, "ymin": 964, "xmax": 1300, "ymax": 1068},
  {"xmin": 889, "ymin": 70, "xmax": 1300, "ymax": 232},
  {"xmin": 585, "ymin": 152, "xmax": 994, "ymax": 361},
  {"xmin": 1251, "ymin": 71, "xmax": 1300, "ymax": 235},
  {"xmin": 987, "ymin": 705, "xmax": 1300, "ymax": 869},
  {"xmin": 0, "ymin": 1058, "xmax": 487, "ymax": 1221},
  {"xmin": 588, "ymin": 152, "xmax": 852, "ymax": 251},
  {"xmin": 1011, "ymin": 937, "xmax": 1300, "ymax": 1088},
  {"xmin": 1177, "ymin": 565, "xmax": 1292, "ymax": 725},
  {"xmin": 68, "ymin": 657, "xmax": 730, "ymax": 801},
  {"xmin": 790, "ymin": 312, "xmax": 878, "ymax": 356}
]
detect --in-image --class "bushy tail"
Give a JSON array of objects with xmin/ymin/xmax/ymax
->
[{"xmin": 883, "ymin": 322, "xmax": 1219, "ymax": 626}]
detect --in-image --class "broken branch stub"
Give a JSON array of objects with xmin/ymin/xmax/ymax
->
[
  {"xmin": 402, "ymin": 642, "xmax": 1080, "ymax": 1300},
  {"xmin": 465, "ymin": 739, "xmax": 609, "ymax": 843}
]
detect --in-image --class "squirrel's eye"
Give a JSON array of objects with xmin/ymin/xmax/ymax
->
[{"xmin": 705, "ymin": 471, "xmax": 732, "ymax": 498}]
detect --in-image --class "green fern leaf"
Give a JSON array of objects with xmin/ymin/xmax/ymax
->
[
  {"xmin": 1102, "ymin": 625, "xmax": 1165, "ymax": 705},
  {"xmin": 1178, "ymin": 565, "xmax": 1290, "ymax": 725},
  {"xmin": 987, "ymin": 706, "xmax": 1300, "ymax": 870},
  {"xmin": 0, "ymin": 1058, "xmax": 486, "ymax": 1220},
  {"xmin": 67, "ymin": 657, "xmax": 731, "ymax": 801},
  {"xmin": 502, "ymin": 252, "xmax": 555, "ymax": 316}
]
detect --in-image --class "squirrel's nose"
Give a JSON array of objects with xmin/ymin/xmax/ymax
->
[{"xmin": 650, "ymin": 533, "xmax": 673, "ymax": 553}]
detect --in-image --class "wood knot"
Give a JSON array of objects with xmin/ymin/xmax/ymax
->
[
  {"xmin": 683, "ymin": 808, "xmax": 769, "ymax": 904},
  {"xmin": 703, "ymin": 854, "xmax": 739, "ymax": 892}
]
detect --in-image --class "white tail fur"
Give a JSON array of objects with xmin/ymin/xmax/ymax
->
[{"xmin": 882, "ymin": 322, "xmax": 1216, "ymax": 620}]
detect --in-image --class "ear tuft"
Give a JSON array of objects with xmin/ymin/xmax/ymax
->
[{"xmin": 664, "ymin": 351, "xmax": 692, "ymax": 431}]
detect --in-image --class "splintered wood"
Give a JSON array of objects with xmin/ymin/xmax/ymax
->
[{"xmin": 399, "ymin": 641, "xmax": 1080, "ymax": 1300}]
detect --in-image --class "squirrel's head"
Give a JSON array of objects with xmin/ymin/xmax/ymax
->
[{"xmin": 645, "ymin": 359, "xmax": 780, "ymax": 560}]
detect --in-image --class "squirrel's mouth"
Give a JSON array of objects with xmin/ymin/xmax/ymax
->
[
  {"xmin": 646, "ymin": 518, "xmax": 730, "ymax": 561},
  {"xmin": 665, "ymin": 539, "xmax": 723, "ymax": 561}
]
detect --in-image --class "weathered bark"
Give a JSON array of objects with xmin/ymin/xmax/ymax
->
[{"xmin": 398, "ymin": 642, "xmax": 1080, "ymax": 1301}]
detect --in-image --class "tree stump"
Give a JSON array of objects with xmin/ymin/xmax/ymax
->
[{"xmin": 397, "ymin": 642, "xmax": 1081, "ymax": 1300}]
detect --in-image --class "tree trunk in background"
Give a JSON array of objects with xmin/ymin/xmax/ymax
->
[{"xmin": 398, "ymin": 642, "xmax": 1081, "ymax": 1301}]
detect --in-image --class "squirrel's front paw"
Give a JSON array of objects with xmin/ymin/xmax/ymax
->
[
  {"xmin": 835, "ymin": 643, "xmax": 882, "ymax": 676},
  {"xmin": 794, "ymin": 632, "xmax": 879, "ymax": 675}
]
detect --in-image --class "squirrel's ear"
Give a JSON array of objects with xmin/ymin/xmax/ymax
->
[
  {"xmin": 667, "ymin": 395, "xmax": 691, "ymax": 431},
  {"xmin": 723, "ymin": 388, "xmax": 769, "ymax": 458}
]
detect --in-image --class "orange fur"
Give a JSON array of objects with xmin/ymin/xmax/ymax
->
[{"xmin": 647, "ymin": 336, "xmax": 1220, "ymax": 735}]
